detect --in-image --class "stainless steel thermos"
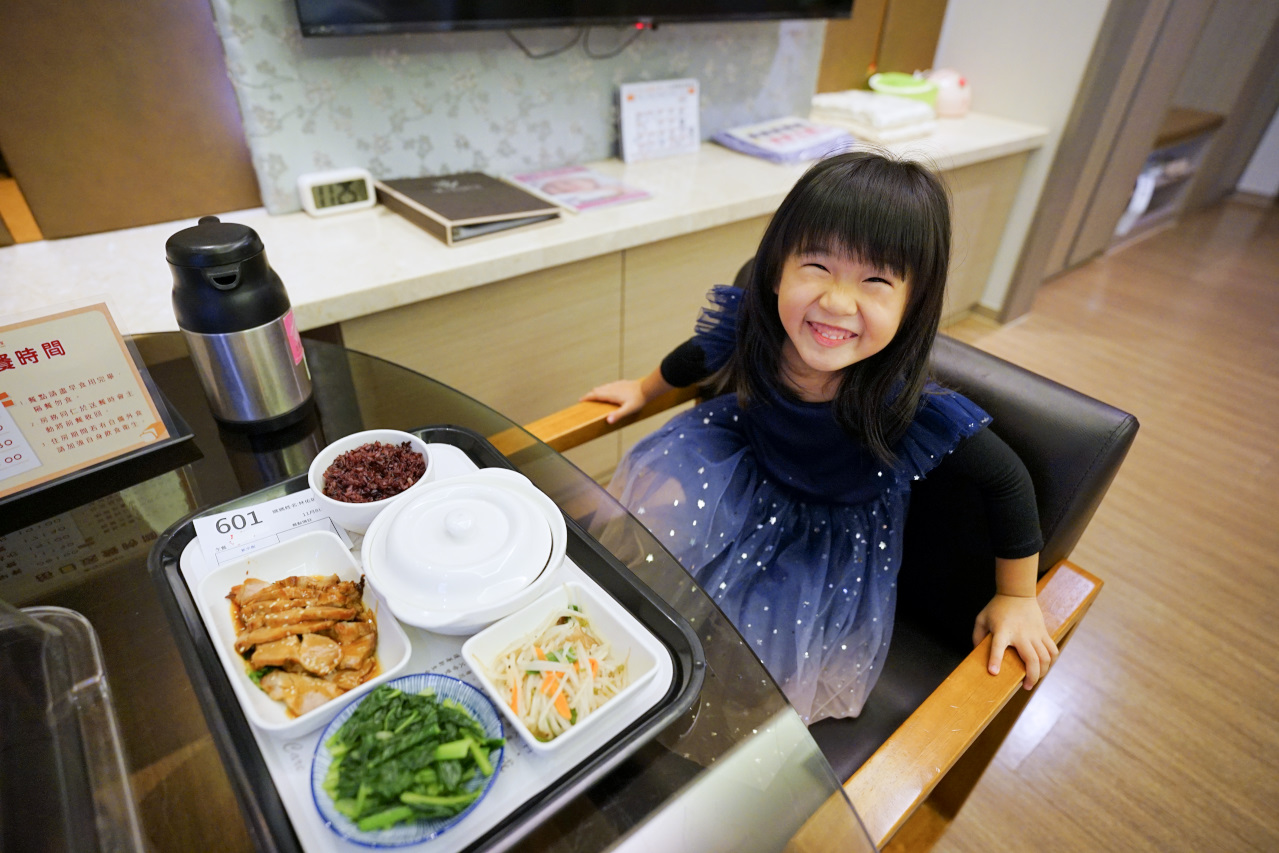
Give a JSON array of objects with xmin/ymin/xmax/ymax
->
[{"xmin": 168, "ymin": 216, "xmax": 313, "ymax": 430}]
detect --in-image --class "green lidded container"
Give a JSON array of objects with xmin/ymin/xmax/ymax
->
[{"xmin": 868, "ymin": 72, "xmax": 939, "ymax": 107}]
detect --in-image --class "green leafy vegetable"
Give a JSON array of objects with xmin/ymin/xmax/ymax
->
[{"xmin": 322, "ymin": 685, "xmax": 503, "ymax": 832}]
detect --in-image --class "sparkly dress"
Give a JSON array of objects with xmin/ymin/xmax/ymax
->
[{"xmin": 610, "ymin": 286, "xmax": 991, "ymax": 722}]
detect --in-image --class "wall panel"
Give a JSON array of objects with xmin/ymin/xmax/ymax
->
[{"xmin": 0, "ymin": 0, "xmax": 260, "ymax": 238}]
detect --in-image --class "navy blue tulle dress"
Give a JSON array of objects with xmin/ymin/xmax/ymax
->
[{"xmin": 610, "ymin": 286, "xmax": 992, "ymax": 722}]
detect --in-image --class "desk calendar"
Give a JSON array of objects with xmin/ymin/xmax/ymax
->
[{"xmin": 619, "ymin": 78, "xmax": 701, "ymax": 163}]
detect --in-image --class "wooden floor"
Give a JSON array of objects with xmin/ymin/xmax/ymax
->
[{"xmin": 933, "ymin": 199, "xmax": 1279, "ymax": 852}]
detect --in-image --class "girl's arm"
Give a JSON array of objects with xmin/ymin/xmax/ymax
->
[{"xmin": 945, "ymin": 429, "xmax": 1060, "ymax": 689}]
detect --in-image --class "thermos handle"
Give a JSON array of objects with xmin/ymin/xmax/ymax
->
[{"xmin": 203, "ymin": 263, "xmax": 241, "ymax": 290}]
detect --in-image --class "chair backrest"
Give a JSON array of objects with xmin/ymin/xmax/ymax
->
[{"xmin": 897, "ymin": 335, "xmax": 1140, "ymax": 648}]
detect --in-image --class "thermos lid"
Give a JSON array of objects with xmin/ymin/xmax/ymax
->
[
  {"xmin": 166, "ymin": 215, "xmax": 264, "ymax": 267},
  {"xmin": 169, "ymin": 215, "xmax": 291, "ymax": 335}
]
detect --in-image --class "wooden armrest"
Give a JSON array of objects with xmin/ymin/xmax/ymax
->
[
  {"xmin": 522, "ymin": 385, "xmax": 700, "ymax": 452},
  {"xmin": 489, "ymin": 385, "xmax": 698, "ymax": 458},
  {"xmin": 840, "ymin": 559, "xmax": 1101, "ymax": 848}
]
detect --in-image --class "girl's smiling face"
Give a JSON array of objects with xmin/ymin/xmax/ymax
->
[{"xmin": 774, "ymin": 250, "xmax": 910, "ymax": 401}]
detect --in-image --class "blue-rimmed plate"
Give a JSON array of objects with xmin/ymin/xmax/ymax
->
[{"xmin": 311, "ymin": 673, "xmax": 505, "ymax": 848}]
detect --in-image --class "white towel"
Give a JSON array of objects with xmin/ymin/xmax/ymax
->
[
  {"xmin": 807, "ymin": 111, "xmax": 937, "ymax": 144},
  {"xmin": 811, "ymin": 90, "xmax": 935, "ymax": 129}
]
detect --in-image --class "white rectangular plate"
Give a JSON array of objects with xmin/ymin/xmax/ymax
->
[{"xmin": 194, "ymin": 530, "xmax": 412, "ymax": 739}]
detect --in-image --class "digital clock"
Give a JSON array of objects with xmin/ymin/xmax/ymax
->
[{"xmin": 297, "ymin": 168, "xmax": 377, "ymax": 217}]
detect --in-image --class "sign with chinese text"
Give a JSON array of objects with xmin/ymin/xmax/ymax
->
[{"xmin": 0, "ymin": 303, "xmax": 170, "ymax": 501}]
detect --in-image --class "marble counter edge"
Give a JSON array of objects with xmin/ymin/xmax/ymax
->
[
  {"xmin": 0, "ymin": 113, "xmax": 1049, "ymax": 336},
  {"xmin": 292, "ymin": 195, "xmax": 791, "ymax": 330}
]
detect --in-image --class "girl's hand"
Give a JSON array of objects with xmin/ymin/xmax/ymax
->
[
  {"xmin": 581, "ymin": 380, "xmax": 648, "ymax": 423},
  {"xmin": 581, "ymin": 368, "xmax": 677, "ymax": 424},
  {"xmin": 972, "ymin": 593, "xmax": 1060, "ymax": 690}
]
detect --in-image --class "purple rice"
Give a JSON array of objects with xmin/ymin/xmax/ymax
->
[{"xmin": 322, "ymin": 441, "xmax": 426, "ymax": 503}]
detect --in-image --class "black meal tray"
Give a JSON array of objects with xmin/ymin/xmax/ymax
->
[{"xmin": 147, "ymin": 424, "xmax": 706, "ymax": 853}]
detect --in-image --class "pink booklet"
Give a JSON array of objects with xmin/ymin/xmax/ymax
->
[{"xmin": 508, "ymin": 166, "xmax": 651, "ymax": 213}]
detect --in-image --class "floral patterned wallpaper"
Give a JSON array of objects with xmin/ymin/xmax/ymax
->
[{"xmin": 208, "ymin": 0, "xmax": 826, "ymax": 213}]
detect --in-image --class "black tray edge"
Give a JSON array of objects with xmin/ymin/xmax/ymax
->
[{"xmin": 147, "ymin": 423, "xmax": 706, "ymax": 853}]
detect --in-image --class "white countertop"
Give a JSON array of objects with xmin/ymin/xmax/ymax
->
[{"xmin": 0, "ymin": 114, "xmax": 1046, "ymax": 336}]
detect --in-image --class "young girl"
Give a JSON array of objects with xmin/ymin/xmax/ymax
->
[{"xmin": 582, "ymin": 151, "xmax": 1059, "ymax": 723}]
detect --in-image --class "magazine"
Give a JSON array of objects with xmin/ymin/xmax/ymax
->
[
  {"xmin": 508, "ymin": 166, "xmax": 651, "ymax": 213},
  {"xmin": 711, "ymin": 117, "xmax": 855, "ymax": 164}
]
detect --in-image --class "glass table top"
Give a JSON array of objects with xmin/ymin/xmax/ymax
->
[{"xmin": 0, "ymin": 335, "xmax": 871, "ymax": 853}]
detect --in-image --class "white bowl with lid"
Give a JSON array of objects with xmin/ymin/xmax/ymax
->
[{"xmin": 360, "ymin": 468, "xmax": 566, "ymax": 635}]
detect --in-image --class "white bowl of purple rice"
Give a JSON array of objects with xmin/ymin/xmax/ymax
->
[{"xmin": 308, "ymin": 429, "xmax": 433, "ymax": 534}]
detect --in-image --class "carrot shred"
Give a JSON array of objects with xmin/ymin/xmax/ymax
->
[
  {"xmin": 589, "ymin": 658, "xmax": 599, "ymax": 677},
  {"xmin": 554, "ymin": 691, "xmax": 571, "ymax": 719},
  {"xmin": 535, "ymin": 646, "xmax": 546, "ymax": 661},
  {"xmin": 510, "ymin": 678, "xmax": 520, "ymax": 714},
  {"xmin": 541, "ymin": 670, "xmax": 561, "ymax": 696}
]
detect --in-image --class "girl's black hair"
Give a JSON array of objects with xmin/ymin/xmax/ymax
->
[{"xmin": 718, "ymin": 150, "xmax": 952, "ymax": 464}]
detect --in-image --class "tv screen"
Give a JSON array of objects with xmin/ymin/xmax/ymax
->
[{"xmin": 295, "ymin": 1, "xmax": 852, "ymax": 36}]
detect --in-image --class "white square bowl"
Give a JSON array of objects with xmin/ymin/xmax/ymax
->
[
  {"xmin": 195, "ymin": 530, "xmax": 411, "ymax": 739},
  {"xmin": 461, "ymin": 582, "xmax": 664, "ymax": 754}
]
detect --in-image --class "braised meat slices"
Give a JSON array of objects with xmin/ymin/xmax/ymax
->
[{"xmin": 228, "ymin": 574, "xmax": 380, "ymax": 716}]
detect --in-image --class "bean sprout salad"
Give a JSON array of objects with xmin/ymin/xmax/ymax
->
[{"xmin": 483, "ymin": 600, "xmax": 628, "ymax": 742}]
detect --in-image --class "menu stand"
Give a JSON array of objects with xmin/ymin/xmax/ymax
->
[{"xmin": 0, "ymin": 389, "xmax": 201, "ymax": 537}]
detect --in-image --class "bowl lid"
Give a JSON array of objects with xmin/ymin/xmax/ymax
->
[{"xmin": 365, "ymin": 471, "xmax": 553, "ymax": 614}]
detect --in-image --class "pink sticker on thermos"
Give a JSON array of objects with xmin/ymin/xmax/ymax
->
[{"xmin": 283, "ymin": 310, "xmax": 305, "ymax": 364}]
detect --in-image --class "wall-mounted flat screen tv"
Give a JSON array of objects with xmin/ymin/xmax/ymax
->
[{"xmin": 295, "ymin": 1, "xmax": 853, "ymax": 36}]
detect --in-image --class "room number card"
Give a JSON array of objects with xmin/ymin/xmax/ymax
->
[
  {"xmin": 619, "ymin": 78, "xmax": 701, "ymax": 163},
  {"xmin": 0, "ymin": 303, "xmax": 170, "ymax": 501},
  {"xmin": 191, "ymin": 490, "xmax": 353, "ymax": 581}
]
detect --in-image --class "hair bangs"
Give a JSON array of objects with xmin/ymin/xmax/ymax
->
[{"xmin": 778, "ymin": 159, "xmax": 945, "ymax": 287}]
